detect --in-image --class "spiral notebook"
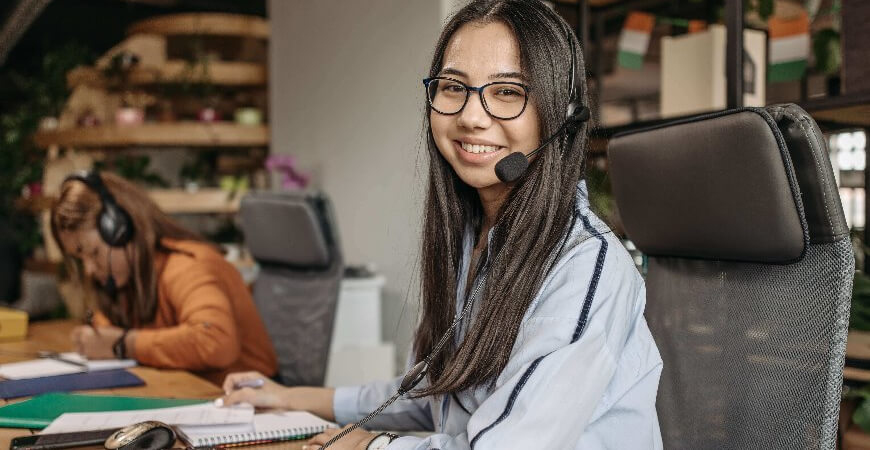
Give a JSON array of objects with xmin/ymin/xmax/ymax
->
[{"xmin": 176, "ymin": 411, "xmax": 336, "ymax": 448}]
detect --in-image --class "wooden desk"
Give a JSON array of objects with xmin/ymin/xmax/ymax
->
[{"xmin": 0, "ymin": 320, "xmax": 306, "ymax": 450}]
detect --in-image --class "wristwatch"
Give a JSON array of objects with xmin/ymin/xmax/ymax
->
[
  {"xmin": 113, "ymin": 329, "xmax": 130, "ymax": 359},
  {"xmin": 366, "ymin": 432, "xmax": 399, "ymax": 450}
]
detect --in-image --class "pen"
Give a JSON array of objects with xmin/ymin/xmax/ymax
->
[
  {"xmin": 234, "ymin": 378, "xmax": 265, "ymax": 389},
  {"xmin": 37, "ymin": 351, "xmax": 89, "ymax": 369},
  {"xmin": 214, "ymin": 378, "xmax": 266, "ymax": 407}
]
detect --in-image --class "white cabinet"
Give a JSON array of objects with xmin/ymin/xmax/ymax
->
[{"xmin": 324, "ymin": 276, "xmax": 396, "ymax": 387}]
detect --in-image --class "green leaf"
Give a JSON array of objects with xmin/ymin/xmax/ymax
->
[{"xmin": 856, "ymin": 398, "xmax": 870, "ymax": 433}]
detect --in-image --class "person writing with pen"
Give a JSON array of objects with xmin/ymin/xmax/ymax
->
[
  {"xmin": 219, "ymin": 1, "xmax": 662, "ymax": 449},
  {"xmin": 51, "ymin": 171, "xmax": 278, "ymax": 386}
]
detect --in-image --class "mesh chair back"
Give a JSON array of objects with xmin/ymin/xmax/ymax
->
[
  {"xmin": 240, "ymin": 191, "xmax": 343, "ymax": 386},
  {"xmin": 608, "ymin": 104, "xmax": 854, "ymax": 449}
]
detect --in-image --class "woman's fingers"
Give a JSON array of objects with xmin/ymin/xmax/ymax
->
[
  {"xmin": 304, "ymin": 427, "xmax": 345, "ymax": 449},
  {"xmin": 221, "ymin": 371, "xmax": 264, "ymax": 395},
  {"xmin": 221, "ymin": 387, "xmax": 259, "ymax": 406}
]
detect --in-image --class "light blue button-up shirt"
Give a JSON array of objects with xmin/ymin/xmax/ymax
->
[{"xmin": 334, "ymin": 181, "xmax": 663, "ymax": 449}]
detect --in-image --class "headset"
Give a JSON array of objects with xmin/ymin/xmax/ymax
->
[
  {"xmin": 493, "ymin": 21, "xmax": 591, "ymax": 183},
  {"xmin": 64, "ymin": 170, "xmax": 134, "ymax": 298},
  {"xmin": 322, "ymin": 18, "xmax": 589, "ymax": 450}
]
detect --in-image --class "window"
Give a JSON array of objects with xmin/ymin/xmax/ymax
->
[{"xmin": 829, "ymin": 130, "xmax": 866, "ymax": 229}]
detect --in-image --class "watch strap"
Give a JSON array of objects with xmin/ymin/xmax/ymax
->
[{"xmin": 113, "ymin": 328, "xmax": 130, "ymax": 359}]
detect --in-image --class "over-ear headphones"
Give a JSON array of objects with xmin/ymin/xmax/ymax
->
[
  {"xmin": 493, "ymin": 23, "xmax": 591, "ymax": 183},
  {"xmin": 63, "ymin": 170, "xmax": 134, "ymax": 248}
]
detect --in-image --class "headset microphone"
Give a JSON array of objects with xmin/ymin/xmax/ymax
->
[{"xmin": 493, "ymin": 104, "xmax": 590, "ymax": 183}]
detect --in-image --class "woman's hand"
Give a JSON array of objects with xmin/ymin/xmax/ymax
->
[
  {"xmin": 70, "ymin": 325, "xmax": 125, "ymax": 359},
  {"xmin": 221, "ymin": 371, "xmax": 291, "ymax": 409},
  {"xmin": 220, "ymin": 372, "xmax": 337, "ymax": 420},
  {"xmin": 302, "ymin": 425, "xmax": 375, "ymax": 450}
]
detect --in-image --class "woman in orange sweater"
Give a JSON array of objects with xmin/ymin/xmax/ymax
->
[{"xmin": 51, "ymin": 171, "xmax": 277, "ymax": 385}]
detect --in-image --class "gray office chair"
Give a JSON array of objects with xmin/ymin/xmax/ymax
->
[
  {"xmin": 608, "ymin": 104, "xmax": 854, "ymax": 449},
  {"xmin": 240, "ymin": 191, "xmax": 343, "ymax": 386}
]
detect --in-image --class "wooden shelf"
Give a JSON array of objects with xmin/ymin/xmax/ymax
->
[
  {"xmin": 127, "ymin": 13, "xmax": 269, "ymax": 39},
  {"xmin": 33, "ymin": 123, "xmax": 268, "ymax": 148},
  {"xmin": 844, "ymin": 330, "xmax": 870, "ymax": 382},
  {"xmin": 68, "ymin": 61, "xmax": 267, "ymax": 88},
  {"xmin": 148, "ymin": 188, "xmax": 241, "ymax": 214},
  {"xmin": 14, "ymin": 195, "xmax": 54, "ymax": 214},
  {"xmin": 17, "ymin": 189, "xmax": 241, "ymax": 215},
  {"xmin": 845, "ymin": 424, "xmax": 870, "ymax": 450},
  {"xmin": 800, "ymin": 93, "xmax": 870, "ymax": 130}
]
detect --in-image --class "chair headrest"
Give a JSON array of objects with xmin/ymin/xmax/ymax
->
[
  {"xmin": 608, "ymin": 107, "xmax": 810, "ymax": 263},
  {"xmin": 765, "ymin": 103, "xmax": 848, "ymax": 244},
  {"xmin": 240, "ymin": 192, "xmax": 336, "ymax": 268}
]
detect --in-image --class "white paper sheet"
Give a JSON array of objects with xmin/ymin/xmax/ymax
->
[
  {"xmin": 41, "ymin": 403, "xmax": 255, "ymax": 434},
  {"xmin": 0, "ymin": 353, "xmax": 137, "ymax": 380}
]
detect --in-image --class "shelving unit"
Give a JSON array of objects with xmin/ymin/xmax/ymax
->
[{"xmin": 26, "ymin": 12, "xmax": 270, "ymax": 262}]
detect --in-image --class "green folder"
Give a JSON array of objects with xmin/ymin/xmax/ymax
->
[{"xmin": 0, "ymin": 392, "xmax": 207, "ymax": 429}]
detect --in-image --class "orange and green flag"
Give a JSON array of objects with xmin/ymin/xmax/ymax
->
[
  {"xmin": 617, "ymin": 11, "xmax": 655, "ymax": 70},
  {"xmin": 768, "ymin": 11, "xmax": 810, "ymax": 82}
]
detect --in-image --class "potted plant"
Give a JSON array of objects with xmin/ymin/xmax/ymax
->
[
  {"xmin": 179, "ymin": 151, "xmax": 217, "ymax": 192},
  {"xmin": 116, "ymin": 91, "xmax": 155, "ymax": 126},
  {"xmin": 94, "ymin": 156, "xmax": 168, "ymax": 188},
  {"xmin": 0, "ymin": 42, "xmax": 92, "ymax": 301}
]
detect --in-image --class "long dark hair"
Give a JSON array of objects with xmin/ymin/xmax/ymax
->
[
  {"xmin": 414, "ymin": 0, "xmax": 589, "ymax": 396},
  {"xmin": 51, "ymin": 172, "xmax": 206, "ymax": 328}
]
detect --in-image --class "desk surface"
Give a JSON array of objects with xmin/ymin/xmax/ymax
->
[{"xmin": 0, "ymin": 320, "xmax": 306, "ymax": 450}]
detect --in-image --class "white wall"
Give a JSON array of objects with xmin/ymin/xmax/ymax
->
[{"xmin": 269, "ymin": 0, "xmax": 465, "ymax": 370}]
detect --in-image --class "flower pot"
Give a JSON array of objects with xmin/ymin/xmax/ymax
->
[
  {"xmin": 234, "ymin": 107, "xmax": 262, "ymax": 126},
  {"xmin": 156, "ymin": 100, "xmax": 176, "ymax": 123},
  {"xmin": 197, "ymin": 107, "xmax": 220, "ymax": 123},
  {"xmin": 115, "ymin": 107, "xmax": 145, "ymax": 126},
  {"xmin": 39, "ymin": 116, "xmax": 59, "ymax": 131}
]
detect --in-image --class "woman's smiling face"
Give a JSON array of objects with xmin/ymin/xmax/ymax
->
[{"xmin": 429, "ymin": 21, "xmax": 541, "ymax": 190}]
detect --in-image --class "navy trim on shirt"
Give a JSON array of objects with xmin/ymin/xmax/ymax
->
[{"xmin": 469, "ymin": 212, "xmax": 608, "ymax": 448}]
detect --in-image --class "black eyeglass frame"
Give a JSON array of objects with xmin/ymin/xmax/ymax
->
[{"xmin": 422, "ymin": 76, "xmax": 531, "ymax": 120}]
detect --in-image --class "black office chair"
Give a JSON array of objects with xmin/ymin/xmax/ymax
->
[
  {"xmin": 608, "ymin": 104, "xmax": 854, "ymax": 449},
  {"xmin": 240, "ymin": 191, "xmax": 343, "ymax": 386}
]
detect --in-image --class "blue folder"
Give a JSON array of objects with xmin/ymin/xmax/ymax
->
[{"xmin": 0, "ymin": 369, "xmax": 144, "ymax": 399}]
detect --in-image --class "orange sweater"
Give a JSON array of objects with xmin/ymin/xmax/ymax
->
[{"xmin": 96, "ymin": 239, "xmax": 277, "ymax": 385}]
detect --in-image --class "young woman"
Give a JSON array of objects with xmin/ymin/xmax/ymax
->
[
  {"xmin": 52, "ymin": 171, "xmax": 277, "ymax": 386},
  {"xmin": 222, "ymin": 1, "xmax": 662, "ymax": 448}
]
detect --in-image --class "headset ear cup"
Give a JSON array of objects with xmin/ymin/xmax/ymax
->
[
  {"xmin": 565, "ymin": 104, "xmax": 590, "ymax": 135},
  {"xmin": 99, "ymin": 200, "xmax": 134, "ymax": 247}
]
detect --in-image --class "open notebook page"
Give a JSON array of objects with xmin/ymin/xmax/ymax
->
[
  {"xmin": 41, "ymin": 403, "xmax": 254, "ymax": 434},
  {"xmin": 0, "ymin": 353, "xmax": 136, "ymax": 380}
]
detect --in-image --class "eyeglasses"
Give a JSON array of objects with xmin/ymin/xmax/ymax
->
[{"xmin": 423, "ymin": 76, "xmax": 530, "ymax": 120}]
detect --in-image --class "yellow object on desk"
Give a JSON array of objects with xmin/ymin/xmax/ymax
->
[{"xmin": 0, "ymin": 308, "xmax": 27, "ymax": 341}]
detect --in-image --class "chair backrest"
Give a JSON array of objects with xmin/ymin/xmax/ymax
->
[
  {"xmin": 608, "ymin": 104, "xmax": 854, "ymax": 449},
  {"xmin": 240, "ymin": 191, "xmax": 343, "ymax": 386}
]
